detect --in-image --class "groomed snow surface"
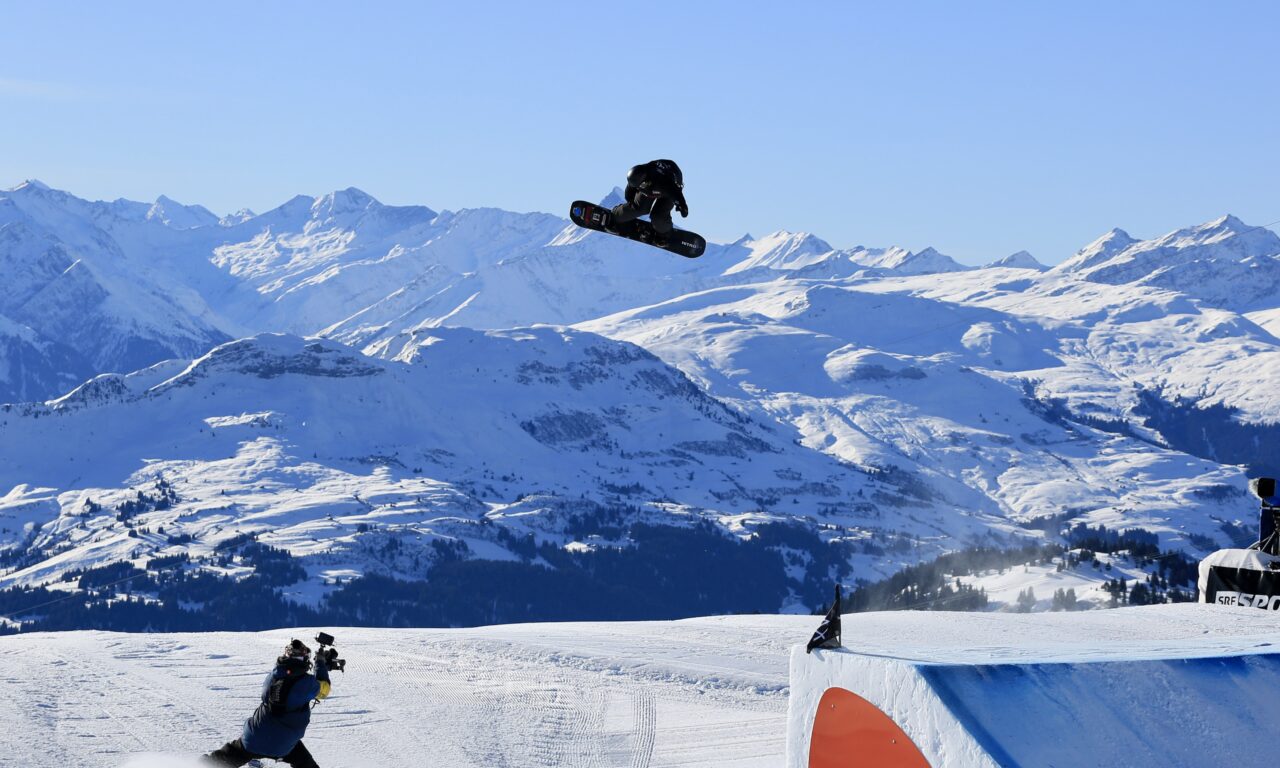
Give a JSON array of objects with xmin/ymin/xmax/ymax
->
[
  {"xmin": 2, "ymin": 604, "xmax": 1277, "ymax": 768},
  {"xmin": 3, "ymin": 615, "xmax": 806, "ymax": 768}
]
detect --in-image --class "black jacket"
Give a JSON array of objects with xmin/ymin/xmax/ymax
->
[{"xmin": 627, "ymin": 160, "xmax": 686, "ymax": 207}]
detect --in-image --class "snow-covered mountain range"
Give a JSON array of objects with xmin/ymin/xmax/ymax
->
[{"xmin": 3, "ymin": 179, "xmax": 1279, "ymax": 628}]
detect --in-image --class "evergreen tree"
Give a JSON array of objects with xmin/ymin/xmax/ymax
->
[{"xmin": 1129, "ymin": 582, "xmax": 1152, "ymax": 606}]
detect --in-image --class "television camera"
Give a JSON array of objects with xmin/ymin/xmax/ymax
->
[
  {"xmin": 1249, "ymin": 477, "xmax": 1280, "ymax": 556},
  {"xmin": 315, "ymin": 631, "xmax": 346, "ymax": 673}
]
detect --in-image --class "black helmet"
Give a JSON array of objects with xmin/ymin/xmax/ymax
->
[
  {"xmin": 627, "ymin": 160, "xmax": 684, "ymax": 190},
  {"xmin": 651, "ymin": 159, "xmax": 683, "ymax": 189},
  {"xmin": 282, "ymin": 638, "xmax": 311, "ymax": 661}
]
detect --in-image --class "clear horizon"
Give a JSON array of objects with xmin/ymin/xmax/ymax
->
[{"xmin": 3, "ymin": 1, "xmax": 1279, "ymax": 265}]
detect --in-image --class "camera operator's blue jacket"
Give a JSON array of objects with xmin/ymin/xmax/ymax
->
[{"xmin": 241, "ymin": 656, "xmax": 331, "ymax": 757}]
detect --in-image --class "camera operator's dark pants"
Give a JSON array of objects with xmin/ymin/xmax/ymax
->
[{"xmin": 206, "ymin": 739, "xmax": 319, "ymax": 768}]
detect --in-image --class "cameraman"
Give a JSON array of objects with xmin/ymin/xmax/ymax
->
[
  {"xmin": 205, "ymin": 638, "xmax": 334, "ymax": 768},
  {"xmin": 1251, "ymin": 477, "xmax": 1280, "ymax": 553}
]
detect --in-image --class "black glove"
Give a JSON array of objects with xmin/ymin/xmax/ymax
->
[{"xmin": 676, "ymin": 198, "xmax": 689, "ymax": 218}]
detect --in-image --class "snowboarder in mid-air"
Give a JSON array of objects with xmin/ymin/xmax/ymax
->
[
  {"xmin": 569, "ymin": 159, "xmax": 706, "ymax": 258},
  {"xmin": 609, "ymin": 159, "xmax": 689, "ymax": 244},
  {"xmin": 204, "ymin": 638, "xmax": 336, "ymax": 768}
]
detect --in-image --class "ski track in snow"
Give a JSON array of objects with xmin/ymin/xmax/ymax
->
[{"xmin": 0, "ymin": 616, "xmax": 807, "ymax": 768}]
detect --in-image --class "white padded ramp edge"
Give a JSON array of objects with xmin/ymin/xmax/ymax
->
[
  {"xmin": 787, "ymin": 604, "xmax": 1280, "ymax": 768},
  {"xmin": 789, "ymin": 648, "xmax": 999, "ymax": 768}
]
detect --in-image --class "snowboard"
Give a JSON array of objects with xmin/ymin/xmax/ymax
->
[{"xmin": 569, "ymin": 200, "xmax": 706, "ymax": 258}]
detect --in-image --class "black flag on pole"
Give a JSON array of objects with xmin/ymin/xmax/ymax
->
[{"xmin": 806, "ymin": 584, "xmax": 842, "ymax": 653}]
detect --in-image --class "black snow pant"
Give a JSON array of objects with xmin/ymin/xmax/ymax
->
[
  {"xmin": 611, "ymin": 184, "xmax": 675, "ymax": 234},
  {"xmin": 205, "ymin": 738, "xmax": 320, "ymax": 768}
]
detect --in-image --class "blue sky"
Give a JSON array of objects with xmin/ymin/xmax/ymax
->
[{"xmin": 2, "ymin": 1, "xmax": 1278, "ymax": 264}]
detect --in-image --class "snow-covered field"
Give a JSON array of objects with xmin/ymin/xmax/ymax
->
[
  {"xmin": 3, "ymin": 615, "xmax": 810, "ymax": 768},
  {"xmin": 2, "ymin": 605, "xmax": 1277, "ymax": 768}
]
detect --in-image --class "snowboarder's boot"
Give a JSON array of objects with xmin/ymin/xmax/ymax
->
[{"xmin": 649, "ymin": 224, "xmax": 675, "ymax": 247}]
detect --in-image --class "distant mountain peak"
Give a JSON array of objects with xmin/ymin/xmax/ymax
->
[
  {"xmin": 880, "ymin": 246, "xmax": 969, "ymax": 275},
  {"xmin": 757, "ymin": 230, "xmax": 833, "ymax": 251},
  {"xmin": 1156, "ymin": 214, "xmax": 1279, "ymax": 250},
  {"xmin": 146, "ymin": 195, "xmax": 219, "ymax": 230},
  {"xmin": 253, "ymin": 193, "xmax": 318, "ymax": 224},
  {"xmin": 1206, "ymin": 214, "xmax": 1248, "ymax": 232},
  {"xmin": 220, "ymin": 208, "xmax": 257, "ymax": 226},
  {"xmin": 987, "ymin": 250, "xmax": 1046, "ymax": 271},
  {"xmin": 1098, "ymin": 227, "xmax": 1136, "ymax": 245},
  {"xmin": 599, "ymin": 187, "xmax": 626, "ymax": 208},
  {"xmin": 10, "ymin": 179, "xmax": 51, "ymax": 192},
  {"xmin": 1054, "ymin": 227, "xmax": 1139, "ymax": 273},
  {"xmin": 314, "ymin": 187, "xmax": 378, "ymax": 213},
  {"xmin": 725, "ymin": 230, "xmax": 834, "ymax": 274}
]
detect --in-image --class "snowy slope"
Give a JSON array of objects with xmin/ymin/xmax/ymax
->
[
  {"xmin": 1, "ymin": 615, "xmax": 806, "ymax": 768},
  {"xmin": 581, "ymin": 279, "xmax": 1249, "ymax": 551},
  {"xmin": 855, "ymin": 261, "xmax": 1280, "ymax": 441},
  {"xmin": 0, "ymin": 605, "xmax": 1274, "ymax": 768},
  {"xmin": 0, "ymin": 328, "xmax": 928, "ymax": 610},
  {"xmin": 0, "ymin": 312, "xmax": 90, "ymax": 403}
]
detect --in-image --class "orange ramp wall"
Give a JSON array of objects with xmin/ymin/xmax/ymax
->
[{"xmin": 808, "ymin": 687, "xmax": 931, "ymax": 768}]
